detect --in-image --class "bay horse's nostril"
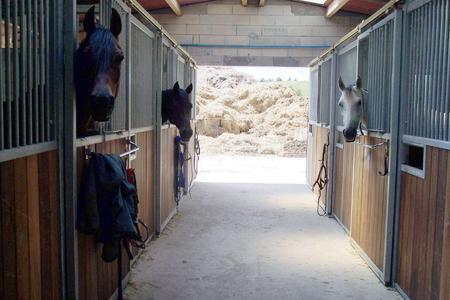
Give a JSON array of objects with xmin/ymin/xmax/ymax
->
[
  {"xmin": 181, "ymin": 128, "xmax": 193, "ymax": 141},
  {"xmin": 108, "ymin": 95, "xmax": 115, "ymax": 106},
  {"xmin": 90, "ymin": 94, "xmax": 116, "ymax": 122}
]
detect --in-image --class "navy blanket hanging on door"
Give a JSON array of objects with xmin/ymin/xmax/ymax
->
[{"xmin": 77, "ymin": 153, "xmax": 139, "ymax": 262}]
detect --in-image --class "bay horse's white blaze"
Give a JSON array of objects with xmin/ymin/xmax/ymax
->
[{"xmin": 338, "ymin": 76, "xmax": 366, "ymax": 142}]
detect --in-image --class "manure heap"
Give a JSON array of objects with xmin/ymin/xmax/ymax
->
[{"xmin": 196, "ymin": 67, "xmax": 309, "ymax": 157}]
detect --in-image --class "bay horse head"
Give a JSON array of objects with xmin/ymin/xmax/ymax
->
[
  {"xmin": 162, "ymin": 82, "xmax": 194, "ymax": 142},
  {"xmin": 338, "ymin": 76, "xmax": 366, "ymax": 142},
  {"xmin": 75, "ymin": 6, "xmax": 124, "ymax": 136}
]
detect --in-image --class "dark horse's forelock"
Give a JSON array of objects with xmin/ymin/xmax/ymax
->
[
  {"xmin": 86, "ymin": 26, "xmax": 118, "ymax": 72},
  {"xmin": 75, "ymin": 6, "xmax": 123, "ymax": 136}
]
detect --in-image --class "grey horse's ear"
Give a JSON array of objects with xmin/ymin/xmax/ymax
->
[
  {"xmin": 110, "ymin": 8, "xmax": 122, "ymax": 37},
  {"xmin": 186, "ymin": 84, "xmax": 193, "ymax": 94},
  {"xmin": 338, "ymin": 77, "xmax": 346, "ymax": 91},
  {"xmin": 84, "ymin": 6, "xmax": 96, "ymax": 36},
  {"xmin": 356, "ymin": 76, "xmax": 362, "ymax": 89}
]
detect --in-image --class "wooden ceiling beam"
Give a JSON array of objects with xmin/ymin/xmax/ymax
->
[
  {"xmin": 164, "ymin": 0, "xmax": 182, "ymax": 16},
  {"xmin": 326, "ymin": 0, "xmax": 351, "ymax": 18}
]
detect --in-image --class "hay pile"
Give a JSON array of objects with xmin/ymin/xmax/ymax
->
[{"xmin": 196, "ymin": 67, "xmax": 308, "ymax": 157}]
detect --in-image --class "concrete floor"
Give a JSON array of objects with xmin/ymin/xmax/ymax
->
[{"xmin": 124, "ymin": 156, "xmax": 401, "ymax": 300}]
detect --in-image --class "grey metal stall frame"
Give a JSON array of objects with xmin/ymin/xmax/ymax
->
[
  {"xmin": 60, "ymin": 0, "xmax": 199, "ymax": 297},
  {"xmin": 309, "ymin": 4, "xmax": 420, "ymax": 287}
]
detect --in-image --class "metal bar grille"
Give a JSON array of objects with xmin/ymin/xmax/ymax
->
[
  {"xmin": 363, "ymin": 19, "xmax": 394, "ymax": 133},
  {"xmin": 318, "ymin": 59, "xmax": 331, "ymax": 124},
  {"xmin": 105, "ymin": 0, "xmax": 128, "ymax": 132},
  {"xmin": 130, "ymin": 18, "xmax": 154, "ymax": 129},
  {"xmin": 177, "ymin": 57, "xmax": 185, "ymax": 87},
  {"xmin": 191, "ymin": 66, "xmax": 197, "ymax": 120},
  {"xmin": 162, "ymin": 44, "xmax": 169, "ymax": 89},
  {"xmin": 403, "ymin": 0, "xmax": 450, "ymax": 140},
  {"xmin": 336, "ymin": 46, "xmax": 358, "ymax": 126},
  {"xmin": 309, "ymin": 67, "xmax": 319, "ymax": 122},
  {"xmin": 1, "ymin": 0, "xmax": 53, "ymax": 151}
]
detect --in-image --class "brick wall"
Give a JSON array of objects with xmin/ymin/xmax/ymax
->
[{"xmin": 150, "ymin": 0, "xmax": 365, "ymax": 66}]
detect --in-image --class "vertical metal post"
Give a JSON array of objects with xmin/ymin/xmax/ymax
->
[
  {"xmin": 153, "ymin": 32, "xmax": 163, "ymax": 235},
  {"xmin": 39, "ymin": 0, "xmax": 45, "ymax": 142},
  {"xmin": 45, "ymin": 0, "xmax": 51, "ymax": 141},
  {"xmin": 326, "ymin": 52, "xmax": 338, "ymax": 215},
  {"xmin": 440, "ymin": 0, "xmax": 449, "ymax": 140},
  {"xmin": 62, "ymin": 0, "xmax": 79, "ymax": 298},
  {"xmin": 183, "ymin": 58, "xmax": 191, "ymax": 193},
  {"xmin": 430, "ymin": 1, "xmax": 439, "ymax": 141},
  {"xmin": 126, "ymin": 7, "xmax": 131, "ymax": 135},
  {"xmin": 26, "ymin": 0, "xmax": 33, "ymax": 144},
  {"xmin": 383, "ymin": 9, "xmax": 403, "ymax": 285},
  {"xmin": 19, "ymin": 0, "xmax": 26, "ymax": 146},
  {"xmin": 5, "ymin": 0, "xmax": 12, "ymax": 148},
  {"xmin": 0, "ymin": 0, "xmax": 4, "ymax": 150},
  {"xmin": 13, "ymin": 0, "xmax": 19, "ymax": 147},
  {"xmin": 33, "ymin": 0, "xmax": 38, "ymax": 142}
]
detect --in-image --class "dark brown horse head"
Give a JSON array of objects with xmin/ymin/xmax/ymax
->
[
  {"xmin": 162, "ymin": 82, "xmax": 194, "ymax": 142},
  {"xmin": 75, "ymin": 6, "xmax": 124, "ymax": 136}
]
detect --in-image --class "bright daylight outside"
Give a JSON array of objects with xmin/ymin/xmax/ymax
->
[{"xmin": 195, "ymin": 66, "xmax": 309, "ymax": 184}]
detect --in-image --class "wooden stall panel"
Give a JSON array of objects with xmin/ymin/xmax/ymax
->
[
  {"xmin": 333, "ymin": 148, "xmax": 344, "ymax": 226},
  {"xmin": 131, "ymin": 131, "xmax": 155, "ymax": 236},
  {"xmin": 77, "ymin": 139, "xmax": 130, "ymax": 300},
  {"xmin": 350, "ymin": 136, "xmax": 387, "ymax": 271},
  {"xmin": 397, "ymin": 147, "xmax": 450, "ymax": 300},
  {"xmin": 306, "ymin": 127, "xmax": 315, "ymax": 187},
  {"xmin": 311, "ymin": 126, "xmax": 330, "ymax": 206},
  {"xmin": 0, "ymin": 151, "xmax": 60, "ymax": 300},
  {"xmin": 333, "ymin": 142, "xmax": 354, "ymax": 231},
  {"xmin": 160, "ymin": 126, "xmax": 178, "ymax": 228}
]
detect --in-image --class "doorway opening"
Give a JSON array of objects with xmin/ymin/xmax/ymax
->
[{"xmin": 195, "ymin": 66, "xmax": 310, "ymax": 184}]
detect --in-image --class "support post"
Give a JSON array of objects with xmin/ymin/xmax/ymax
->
[
  {"xmin": 153, "ymin": 32, "xmax": 163, "ymax": 235},
  {"xmin": 183, "ymin": 58, "xmax": 191, "ymax": 194},
  {"xmin": 326, "ymin": 52, "xmax": 338, "ymax": 215},
  {"xmin": 61, "ymin": 0, "xmax": 78, "ymax": 298},
  {"xmin": 384, "ymin": 9, "xmax": 403, "ymax": 285}
]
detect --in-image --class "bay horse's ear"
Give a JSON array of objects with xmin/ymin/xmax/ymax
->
[
  {"xmin": 356, "ymin": 76, "xmax": 362, "ymax": 89},
  {"xmin": 84, "ymin": 6, "xmax": 96, "ymax": 36},
  {"xmin": 173, "ymin": 82, "xmax": 180, "ymax": 94},
  {"xmin": 338, "ymin": 77, "xmax": 346, "ymax": 92},
  {"xmin": 186, "ymin": 84, "xmax": 193, "ymax": 94},
  {"xmin": 110, "ymin": 8, "xmax": 122, "ymax": 38}
]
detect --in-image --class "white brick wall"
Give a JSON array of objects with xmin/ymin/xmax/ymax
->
[{"xmin": 151, "ymin": 0, "xmax": 365, "ymax": 66}]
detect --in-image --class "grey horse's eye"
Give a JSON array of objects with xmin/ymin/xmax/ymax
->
[{"xmin": 338, "ymin": 102, "xmax": 343, "ymax": 107}]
